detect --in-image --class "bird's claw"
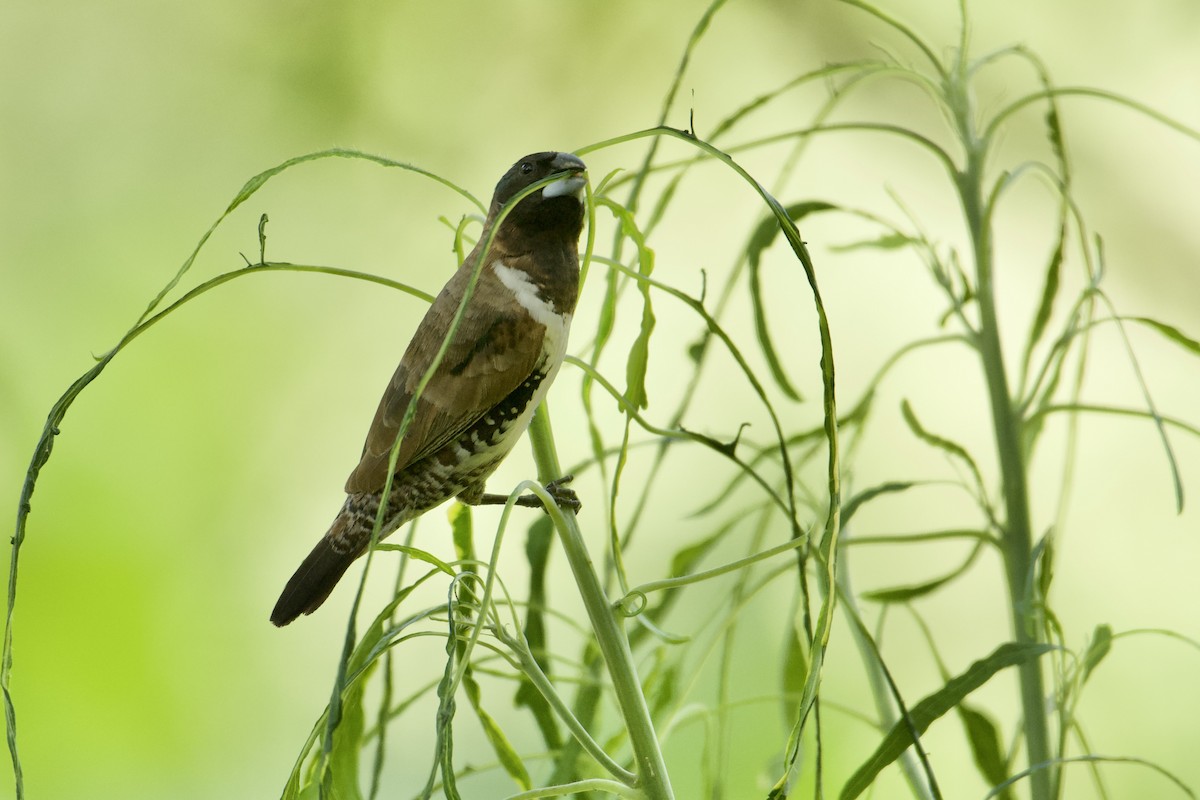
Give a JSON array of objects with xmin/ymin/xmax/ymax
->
[
  {"xmin": 543, "ymin": 474, "xmax": 582, "ymax": 513},
  {"xmin": 475, "ymin": 475, "xmax": 582, "ymax": 513}
]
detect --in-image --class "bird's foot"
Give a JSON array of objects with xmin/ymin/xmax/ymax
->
[
  {"xmin": 475, "ymin": 475, "xmax": 582, "ymax": 514},
  {"xmin": 541, "ymin": 475, "xmax": 582, "ymax": 513}
]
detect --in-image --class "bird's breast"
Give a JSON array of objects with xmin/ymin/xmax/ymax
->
[
  {"xmin": 491, "ymin": 258, "xmax": 572, "ymax": 382},
  {"xmin": 444, "ymin": 347, "xmax": 565, "ymax": 483},
  {"xmin": 445, "ymin": 261, "xmax": 573, "ymax": 479}
]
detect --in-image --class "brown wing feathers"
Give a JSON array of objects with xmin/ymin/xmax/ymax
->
[{"xmin": 343, "ymin": 260, "xmax": 545, "ymax": 495}]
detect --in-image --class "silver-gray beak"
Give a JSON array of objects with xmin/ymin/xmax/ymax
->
[{"xmin": 543, "ymin": 153, "xmax": 587, "ymax": 201}]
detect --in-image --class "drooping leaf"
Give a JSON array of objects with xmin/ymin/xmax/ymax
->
[
  {"xmin": 830, "ymin": 232, "xmax": 919, "ymax": 252},
  {"xmin": 1036, "ymin": 531, "xmax": 1056, "ymax": 607},
  {"xmin": 449, "ymin": 503, "xmax": 475, "ymax": 563},
  {"xmin": 626, "ymin": 294, "xmax": 657, "ymax": 410},
  {"xmin": 745, "ymin": 201, "xmax": 836, "ymax": 258},
  {"xmin": 839, "ymin": 642, "xmax": 1054, "ymax": 800},
  {"xmin": 745, "ymin": 201, "xmax": 837, "ymax": 401},
  {"xmin": 463, "ymin": 668, "xmax": 532, "ymax": 791},
  {"xmin": 374, "ymin": 544, "xmax": 456, "ymax": 577},
  {"xmin": 841, "ymin": 481, "xmax": 917, "ymax": 527},
  {"xmin": 427, "ymin": 629, "xmax": 461, "ymax": 800},
  {"xmin": 326, "ymin": 659, "xmax": 374, "ymax": 800},
  {"xmin": 1021, "ymin": 230, "xmax": 1065, "ymax": 382},
  {"xmin": 900, "ymin": 399, "xmax": 986, "ymax": 497},
  {"xmin": 598, "ymin": 198, "xmax": 657, "ymax": 410},
  {"xmin": 1128, "ymin": 316, "xmax": 1200, "ymax": 357},
  {"xmin": 861, "ymin": 539, "xmax": 984, "ymax": 603},
  {"xmin": 1081, "ymin": 624, "xmax": 1114, "ymax": 684},
  {"xmin": 958, "ymin": 703, "xmax": 1011, "ymax": 798},
  {"xmin": 1044, "ymin": 105, "xmax": 1067, "ymax": 171},
  {"xmin": 648, "ymin": 661, "xmax": 679, "ymax": 720},
  {"xmin": 313, "ymin": 606, "xmax": 389, "ymax": 800},
  {"xmin": 669, "ymin": 523, "xmax": 732, "ymax": 577},
  {"xmin": 514, "ymin": 517, "xmax": 562, "ymax": 749},
  {"xmin": 594, "ymin": 258, "xmax": 620, "ymax": 355},
  {"xmin": 781, "ymin": 621, "xmax": 809, "ymax": 727},
  {"xmin": 862, "ymin": 572, "xmax": 957, "ymax": 604}
]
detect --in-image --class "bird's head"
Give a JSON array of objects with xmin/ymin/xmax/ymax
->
[{"xmin": 488, "ymin": 151, "xmax": 587, "ymax": 241}]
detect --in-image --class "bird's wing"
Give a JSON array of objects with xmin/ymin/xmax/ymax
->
[{"xmin": 344, "ymin": 263, "xmax": 546, "ymax": 495}]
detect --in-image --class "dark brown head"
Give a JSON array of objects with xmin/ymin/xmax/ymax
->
[{"xmin": 487, "ymin": 151, "xmax": 587, "ymax": 243}]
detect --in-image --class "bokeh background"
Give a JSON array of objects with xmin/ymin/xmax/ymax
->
[{"xmin": 3, "ymin": 1, "xmax": 1198, "ymax": 798}]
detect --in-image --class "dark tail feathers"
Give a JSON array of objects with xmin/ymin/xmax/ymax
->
[{"xmin": 270, "ymin": 537, "xmax": 359, "ymax": 626}]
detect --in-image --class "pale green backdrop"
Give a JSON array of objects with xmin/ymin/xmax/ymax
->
[{"xmin": 3, "ymin": 1, "xmax": 1198, "ymax": 798}]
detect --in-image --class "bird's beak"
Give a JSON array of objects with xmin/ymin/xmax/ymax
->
[{"xmin": 543, "ymin": 153, "xmax": 587, "ymax": 201}]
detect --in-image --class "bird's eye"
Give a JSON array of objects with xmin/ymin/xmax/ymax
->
[{"xmin": 519, "ymin": 162, "xmax": 534, "ymax": 175}]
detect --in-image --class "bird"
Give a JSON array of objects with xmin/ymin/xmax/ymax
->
[{"xmin": 271, "ymin": 151, "xmax": 587, "ymax": 627}]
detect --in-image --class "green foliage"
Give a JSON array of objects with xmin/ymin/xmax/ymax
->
[
  {"xmin": 840, "ymin": 642, "xmax": 1054, "ymax": 800},
  {"xmin": 8, "ymin": 1, "xmax": 1200, "ymax": 799}
]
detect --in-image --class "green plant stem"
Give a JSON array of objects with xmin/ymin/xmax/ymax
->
[
  {"xmin": 494, "ymin": 620, "xmax": 635, "ymax": 785},
  {"xmin": 958, "ymin": 140, "xmax": 1053, "ymax": 799},
  {"xmin": 526, "ymin": 403, "xmax": 674, "ymax": 800}
]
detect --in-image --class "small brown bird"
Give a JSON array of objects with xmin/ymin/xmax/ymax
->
[{"xmin": 271, "ymin": 151, "xmax": 587, "ymax": 626}]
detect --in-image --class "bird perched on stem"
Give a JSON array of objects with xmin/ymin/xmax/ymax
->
[{"xmin": 271, "ymin": 151, "xmax": 587, "ymax": 627}]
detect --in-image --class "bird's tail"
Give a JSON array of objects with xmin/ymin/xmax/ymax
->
[
  {"xmin": 270, "ymin": 534, "xmax": 360, "ymax": 626},
  {"xmin": 271, "ymin": 495, "xmax": 389, "ymax": 626}
]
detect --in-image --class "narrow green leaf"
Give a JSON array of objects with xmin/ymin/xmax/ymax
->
[
  {"xmin": 597, "ymin": 197, "xmax": 657, "ymax": 410},
  {"xmin": 829, "ymin": 232, "xmax": 919, "ymax": 252},
  {"xmin": 862, "ymin": 540, "xmax": 985, "ymax": 603},
  {"xmin": 1037, "ymin": 532, "xmax": 1056, "ymax": 606},
  {"xmin": 648, "ymin": 662, "xmax": 679, "ymax": 720},
  {"xmin": 746, "ymin": 201, "xmax": 835, "ymax": 256},
  {"xmin": 1044, "ymin": 105, "xmax": 1067, "ymax": 168},
  {"xmin": 626, "ymin": 296, "xmax": 657, "ymax": 410},
  {"xmin": 314, "ymin": 606, "xmax": 388, "ymax": 800},
  {"xmin": 900, "ymin": 399, "xmax": 986, "ymax": 496},
  {"xmin": 958, "ymin": 703, "xmax": 1011, "ymax": 798},
  {"xmin": 463, "ymin": 668, "xmax": 532, "ymax": 791},
  {"xmin": 839, "ymin": 642, "xmax": 1054, "ymax": 800},
  {"xmin": 327, "ymin": 660, "xmax": 373, "ymax": 800},
  {"xmin": 449, "ymin": 503, "xmax": 475, "ymax": 562},
  {"xmin": 745, "ymin": 201, "xmax": 836, "ymax": 402},
  {"xmin": 514, "ymin": 517, "xmax": 562, "ymax": 749},
  {"xmin": 1081, "ymin": 624, "xmax": 1113, "ymax": 684},
  {"xmin": 283, "ymin": 570, "xmax": 447, "ymax": 800},
  {"xmin": 627, "ymin": 255, "xmax": 656, "ymax": 412},
  {"xmin": 863, "ymin": 575, "xmax": 954, "ymax": 604},
  {"xmin": 427, "ymin": 633, "xmax": 461, "ymax": 800},
  {"xmin": 643, "ymin": 166, "xmax": 686, "ymax": 235},
  {"xmin": 374, "ymin": 544, "xmax": 456, "ymax": 577},
  {"xmin": 1022, "ymin": 231, "xmax": 1064, "ymax": 374},
  {"xmin": 594, "ymin": 260, "xmax": 620, "ymax": 353},
  {"xmin": 322, "ymin": 581, "xmax": 405, "ymax": 800},
  {"xmin": 781, "ymin": 622, "xmax": 808, "ymax": 727},
  {"xmin": 842, "ymin": 481, "xmax": 917, "ymax": 527},
  {"xmin": 669, "ymin": 526, "xmax": 729, "ymax": 577},
  {"xmin": 1128, "ymin": 316, "xmax": 1200, "ymax": 356},
  {"xmin": 520, "ymin": 516, "xmax": 553, "ymax": 654}
]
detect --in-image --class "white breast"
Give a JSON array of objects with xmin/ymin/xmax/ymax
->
[
  {"xmin": 492, "ymin": 260, "xmax": 572, "ymax": 369},
  {"xmin": 478, "ymin": 260, "xmax": 573, "ymax": 461}
]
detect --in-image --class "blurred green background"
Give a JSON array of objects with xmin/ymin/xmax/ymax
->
[{"xmin": 3, "ymin": 1, "xmax": 1198, "ymax": 798}]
